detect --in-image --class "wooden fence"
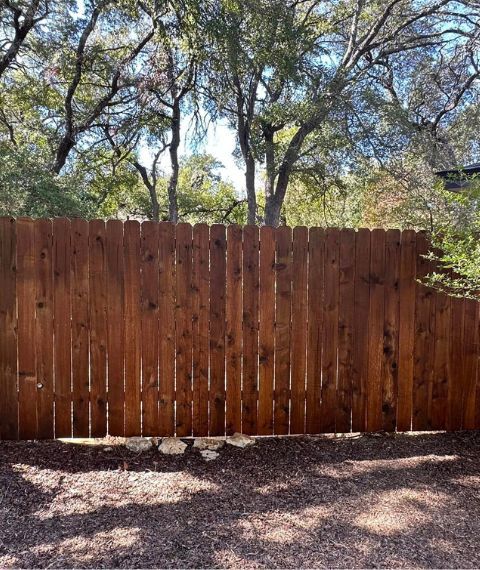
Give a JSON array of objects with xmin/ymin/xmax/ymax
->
[{"xmin": 0, "ymin": 217, "xmax": 479, "ymax": 440}]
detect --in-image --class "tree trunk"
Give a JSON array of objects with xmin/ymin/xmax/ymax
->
[
  {"xmin": 52, "ymin": 134, "xmax": 75, "ymax": 174},
  {"xmin": 264, "ymin": 193, "xmax": 283, "ymax": 227},
  {"xmin": 167, "ymin": 99, "xmax": 180, "ymax": 223},
  {"xmin": 245, "ymin": 153, "xmax": 256, "ymax": 225}
]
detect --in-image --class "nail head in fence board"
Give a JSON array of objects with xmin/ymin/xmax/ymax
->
[
  {"xmin": 210, "ymin": 224, "xmax": 227, "ymax": 435},
  {"xmin": 366, "ymin": 228, "xmax": 385, "ymax": 433},
  {"xmin": 274, "ymin": 226, "xmax": 292, "ymax": 435},
  {"xmin": 53, "ymin": 218, "xmax": 72, "ymax": 437},
  {"xmin": 290, "ymin": 226, "xmax": 308, "ymax": 434},
  {"xmin": 242, "ymin": 225, "xmax": 259, "ymax": 435},
  {"xmin": 124, "ymin": 220, "xmax": 141, "ymax": 437},
  {"xmin": 34, "ymin": 218, "xmax": 54, "ymax": 439},
  {"xmin": 431, "ymin": 267, "xmax": 451, "ymax": 430},
  {"xmin": 71, "ymin": 218, "xmax": 89, "ymax": 437},
  {"xmin": 16, "ymin": 218, "xmax": 38, "ymax": 439},
  {"xmin": 462, "ymin": 298, "xmax": 478, "ymax": 429},
  {"xmin": 89, "ymin": 220, "xmax": 107, "ymax": 437},
  {"xmin": 306, "ymin": 227, "xmax": 324, "ymax": 434},
  {"xmin": 321, "ymin": 228, "xmax": 339, "ymax": 434},
  {"xmin": 412, "ymin": 232, "xmax": 435, "ymax": 431},
  {"xmin": 382, "ymin": 229, "xmax": 400, "ymax": 432},
  {"xmin": 0, "ymin": 217, "xmax": 18, "ymax": 439},
  {"xmin": 158, "ymin": 222, "xmax": 176, "ymax": 436},
  {"xmin": 397, "ymin": 230, "xmax": 416, "ymax": 431},
  {"xmin": 106, "ymin": 220, "xmax": 125, "ymax": 436},
  {"xmin": 351, "ymin": 228, "xmax": 370, "ymax": 432},
  {"xmin": 175, "ymin": 223, "xmax": 193, "ymax": 437},
  {"xmin": 226, "ymin": 224, "xmax": 243, "ymax": 435},
  {"xmin": 336, "ymin": 228, "xmax": 355, "ymax": 434},
  {"xmin": 192, "ymin": 223, "xmax": 209, "ymax": 436},
  {"xmin": 448, "ymin": 297, "xmax": 464, "ymax": 431},
  {"xmin": 258, "ymin": 226, "xmax": 275, "ymax": 435},
  {"xmin": 140, "ymin": 221, "xmax": 160, "ymax": 436}
]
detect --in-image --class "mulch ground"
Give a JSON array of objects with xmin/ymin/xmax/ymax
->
[{"xmin": 1, "ymin": 432, "xmax": 480, "ymax": 569}]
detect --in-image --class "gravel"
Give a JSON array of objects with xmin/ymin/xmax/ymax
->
[{"xmin": 1, "ymin": 431, "xmax": 480, "ymax": 568}]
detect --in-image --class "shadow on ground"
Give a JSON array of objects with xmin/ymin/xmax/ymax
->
[{"xmin": 1, "ymin": 431, "xmax": 480, "ymax": 568}]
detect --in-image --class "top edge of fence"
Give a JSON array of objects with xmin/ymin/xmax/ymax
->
[{"xmin": 0, "ymin": 216, "xmax": 427, "ymax": 235}]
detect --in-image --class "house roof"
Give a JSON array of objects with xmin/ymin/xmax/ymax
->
[{"xmin": 436, "ymin": 162, "xmax": 480, "ymax": 178}]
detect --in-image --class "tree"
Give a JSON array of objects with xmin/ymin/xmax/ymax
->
[{"xmin": 205, "ymin": 0, "xmax": 480, "ymax": 226}]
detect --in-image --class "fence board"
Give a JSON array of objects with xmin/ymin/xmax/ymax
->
[
  {"xmin": 448, "ymin": 297, "xmax": 465, "ymax": 430},
  {"xmin": 209, "ymin": 224, "xmax": 226, "ymax": 435},
  {"xmin": 158, "ymin": 222, "xmax": 176, "ymax": 436},
  {"xmin": 321, "ymin": 228, "xmax": 339, "ymax": 433},
  {"xmin": 226, "ymin": 224, "xmax": 243, "ymax": 435},
  {"xmin": 16, "ymin": 218, "xmax": 37, "ymax": 439},
  {"xmin": 290, "ymin": 227, "xmax": 308, "ymax": 434},
  {"xmin": 242, "ymin": 225, "xmax": 259, "ymax": 435},
  {"xmin": 382, "ymin": 229, "xmax": 400, "ymax": 432},
  {"xmin": 175, "ymin": 223, "xmax": 193, "ymax": 437},
  {"xmin": 337, "ymin": 228, "xmax": 355, "ymax": 433},
  {"xmin": 258, "ymin": 226, "xmax": 275, "ymax": 435},
  {"xmin": 89, "ymin": 220, "xmax": 107, "ymax": 437},
  {"xmin": 192, "ymin": 224, "xmax": 209, "ymax": 436},
  {"xmin": 462, "ymin": 298, "xmax": 478, "ymax": 429},
  {"xmin": 106, "ymin": 220, "xmax": 125, "ymax": 436},
  {"xmin": 0, "ymin": 217, "xmax": 17, "ymax": 439},
  {"xmin": 397, "ymin": 230, "xmax": 417, "ymax": 431},
  {"xmin": 71, "ymin": 218, "xmax": 89, "ymax": 437},
  {"xmin": 124, "ymin": 221, "xmax": 141, "ymax": 437},
  {"xmin": 351, "ymin": 228, "xmax": 370, "ymax": 432},
  {"xmin": 35, "ymin": 218, "xmax": 54, "ymax": 439},
  {"xmin": 366, "ymin": 228, "xmax": 385, "ymax": 432},
  {"xmin": 53, "ymin": 218, "xmax": 72, "ymax": 437},
  {"xmin": 306, "ymin": 228, "xmax": 324, "ymax": 434},
  {"xmin": 274, "ymin": 226, "xmax": 292, "ymax": 435},
  {"xmin": 431, "ymin": 288, "xmax": 451, "ymax": 430},
  {"xmin": 141, "ymin": 221, "xmax": 160, "ymax": 436},
  {"xmin": 412, "ymin": 232, "xmax": 436, "ymax": 431}
]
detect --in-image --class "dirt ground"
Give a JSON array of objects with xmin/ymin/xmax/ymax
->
[{"xmin": 1, "ymin": 432, "xmax": 480, "ymax": 569}]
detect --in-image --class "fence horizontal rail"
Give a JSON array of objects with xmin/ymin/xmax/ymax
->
[{"xmin": 0, "ymin": 217, "xmax": 479, "ymax": 440}]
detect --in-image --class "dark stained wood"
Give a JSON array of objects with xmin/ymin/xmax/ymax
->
[
  {"xmin": 0, "ymin": 217, "xmax": 18, "ymax": 439},
  {"xmin": 71, "ymin": 218, "xmax": 89, "ymax": 437},
  {"xmin": 351, "ymin": 228, "xmax": 370, "ymax": 432},
  {"xmin": 89, "ymin": 220, "xmax": 107, "ymax": 437},
  {"xmin": 336, "ymin": 229, "xmax": 355, "ymax": 434},
  {"xmin": 290, "ymin": 226, "xmax": 308, "ymax": 434},
  {"xmin": 366, "ymin": 228, "xmax": 385, "ymax": 432},
  {"xmin": 175, "ymin": 223, "xmax": 193, "ymax": 437},
  {"xmin": 209, "ymin": 224, "xmax": 227, "ymax": 435},
  {"xmin": 462, "ymin": 298, "xmax": 478, "ymax": 429},
  {"xmin": 226, "ymin": 225, "xmax": 243, "ymax": 435},
  {"xmin": 140, "ymin": 221, "xmax": 160, "ymax": 436},
  {"xmin": 106, "ymin": 220, "xmax": 125, "ymax": 436},
  {"xmin": 124, "ymin": 220, "xmax": 141, "ymax": 437},
  {"xmin": 448, "ymin": 297, "xmax": 465, "ymax": 431},
  {"xmin": 16, "ymin": 218, "xmax": 38, "ymax": 440},
  {"xmin": 306, "ymin": 228, "xmax": 324, "ymax": 434},
  {"xmin": 397, "ymin": 230, "xmax": 417, "ymax": 432},
  {"xmin": 382, "ymin": 229, "xmax": 400, "ymax": 432},
  {"xmin": 53, "ymin": 218, "xmax": 72, "ymax": 437},
  {"xmin": 258, "ymin": 226, "xmax": 275, "ymax": 435},
  {"xmin": 274, "ymin": 226, "xmax": 292, "ymax": 435},
  {"xmin": 192, "ymin": 224, "xmax": 209, "ymax": 436},
  {"xmin": 431, "ymin": 287, "xmax": 451, "ymax": 430},
  {"xmin": 320, "ymin": 228, "xmax": 339, "ymax": 433},
  {"xmin": 242, "ymin": 225, "xmax": 259, "ymax": 435},
  {"xmin": 412, "ymin": 232, "xmax": 436, "ymax": 431},
  {"xmin": 158, "ymin": 223, "xmax": 176, "ymax": 436},
  {"xmin": 35, "ymin": 218, "xmax": 54, "ymax": 439}
]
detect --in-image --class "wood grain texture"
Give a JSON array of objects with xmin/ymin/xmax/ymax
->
[
  {"xmin": 16, "ymin": 218, "xmax": 38, "ymax": 440},
  {"xmin": 226, "ymin": 225, "xmax": 242, "ymax": 435}
]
